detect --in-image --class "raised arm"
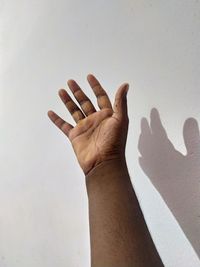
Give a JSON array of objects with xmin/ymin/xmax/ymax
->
[{"xmin": 47, "ymin": 74, "xmax": 164, "ymax": 267}]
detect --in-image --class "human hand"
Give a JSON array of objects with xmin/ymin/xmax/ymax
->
[{"xmin": 47, "ymin": 74, "xmax": 129, "ymax": 176}]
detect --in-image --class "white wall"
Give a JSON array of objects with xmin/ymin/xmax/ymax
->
[{"xmin": 1, "ymin": 1, "xmax": 200, "ymax": 266}]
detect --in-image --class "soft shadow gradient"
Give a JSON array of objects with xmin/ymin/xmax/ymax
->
[{"xmin": 138, "ymin": 108, "xmax": 200, "ymax": 258}]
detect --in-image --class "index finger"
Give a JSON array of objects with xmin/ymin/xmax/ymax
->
[{"xmin": 87, "ymin": 74, "xmax": 113, "ymax": 110}]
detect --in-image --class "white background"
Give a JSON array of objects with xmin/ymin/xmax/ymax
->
[{"xmin": 1, "ymin": 1, "xmax": 200, "ymax": 266}]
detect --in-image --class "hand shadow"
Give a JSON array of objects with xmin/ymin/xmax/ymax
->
[{"xmin": 138, "ymin": 108, "xmax": 200, "ymax": 258}]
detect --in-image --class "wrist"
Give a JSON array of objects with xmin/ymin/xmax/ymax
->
[{"xmin": 85, "ymin": 156, "xmax": 130, "ymax": 192}]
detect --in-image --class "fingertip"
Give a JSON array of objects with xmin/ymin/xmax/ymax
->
[
  {"xmin": 67, "ymin": 79, "xmax": 74, "ymax": 84},
  {"xmin": 119, "ymin": 83, "xmax": 129, "ymax": 96},
  {"xmin": 67, "ymin": 79, "xmax": 77, "ymax": 89},
  {"xmin": 87, "ymin": 73, "xmax": 94, "ymax": 79},
  {"xmin": 124, "ymin": 83, "xmax": 129, "ymax": 96},
  {"xmin": 87, "ymin": 73, "xmax": 96, "ymax": 82},
  {"xmin": 47, "ymin": 110, "xmax": 53, "ymax": 117},
  {"xmin": 124, "ymin": 83, "xmax": 129, "ymax": 89},
  {"xmin": 58, "ymin": 88, "xmax": 66, "ymax": 96}
]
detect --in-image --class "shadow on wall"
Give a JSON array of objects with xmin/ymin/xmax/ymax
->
[{"xmin": 138, "ymin": 108, "xmax": 200, "ymax": 259}]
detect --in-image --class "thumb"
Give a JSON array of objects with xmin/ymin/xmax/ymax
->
[
  {"xmin": 113, "ymin": 83, "xmax": 129, "ymax": 119},
  {"xmin": 183, "ymin": 118, "xmax": 200, "ymax": 156}
]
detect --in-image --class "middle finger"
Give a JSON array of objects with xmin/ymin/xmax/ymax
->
[{"xmin": 67, "ymin": 79, "xmax": 97, "ymax": 116}]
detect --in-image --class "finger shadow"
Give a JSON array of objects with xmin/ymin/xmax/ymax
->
[{"xmin": 138, "ymin": 107, "xmax": 200, "ymax": 258}]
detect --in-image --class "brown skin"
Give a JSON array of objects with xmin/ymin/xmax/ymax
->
[
  {"xmin": 47, "ymin": 74, "xmax": 129, "ymax": 175},
  {"xmin": 47, "ymin": 74, "xmax": 164, "ymax": 267}
]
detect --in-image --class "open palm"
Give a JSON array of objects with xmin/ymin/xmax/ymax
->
[{"xmin": 47, "ymin": 74, "xmax": 129, "ymax": 175}]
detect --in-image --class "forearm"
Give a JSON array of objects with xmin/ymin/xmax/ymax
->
[{"xmin": 85, "ymin": 158, "xmax": 164, "ymax": 267}]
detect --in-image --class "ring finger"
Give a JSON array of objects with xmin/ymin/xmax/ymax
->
[{"xmin": 59, "ymin": 78, "xmax": 98, "ymax": 124}]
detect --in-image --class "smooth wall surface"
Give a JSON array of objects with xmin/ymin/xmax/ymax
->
[{"xmin": 1, "ymin": 1, "xmax": 200, "ymax": 266}]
